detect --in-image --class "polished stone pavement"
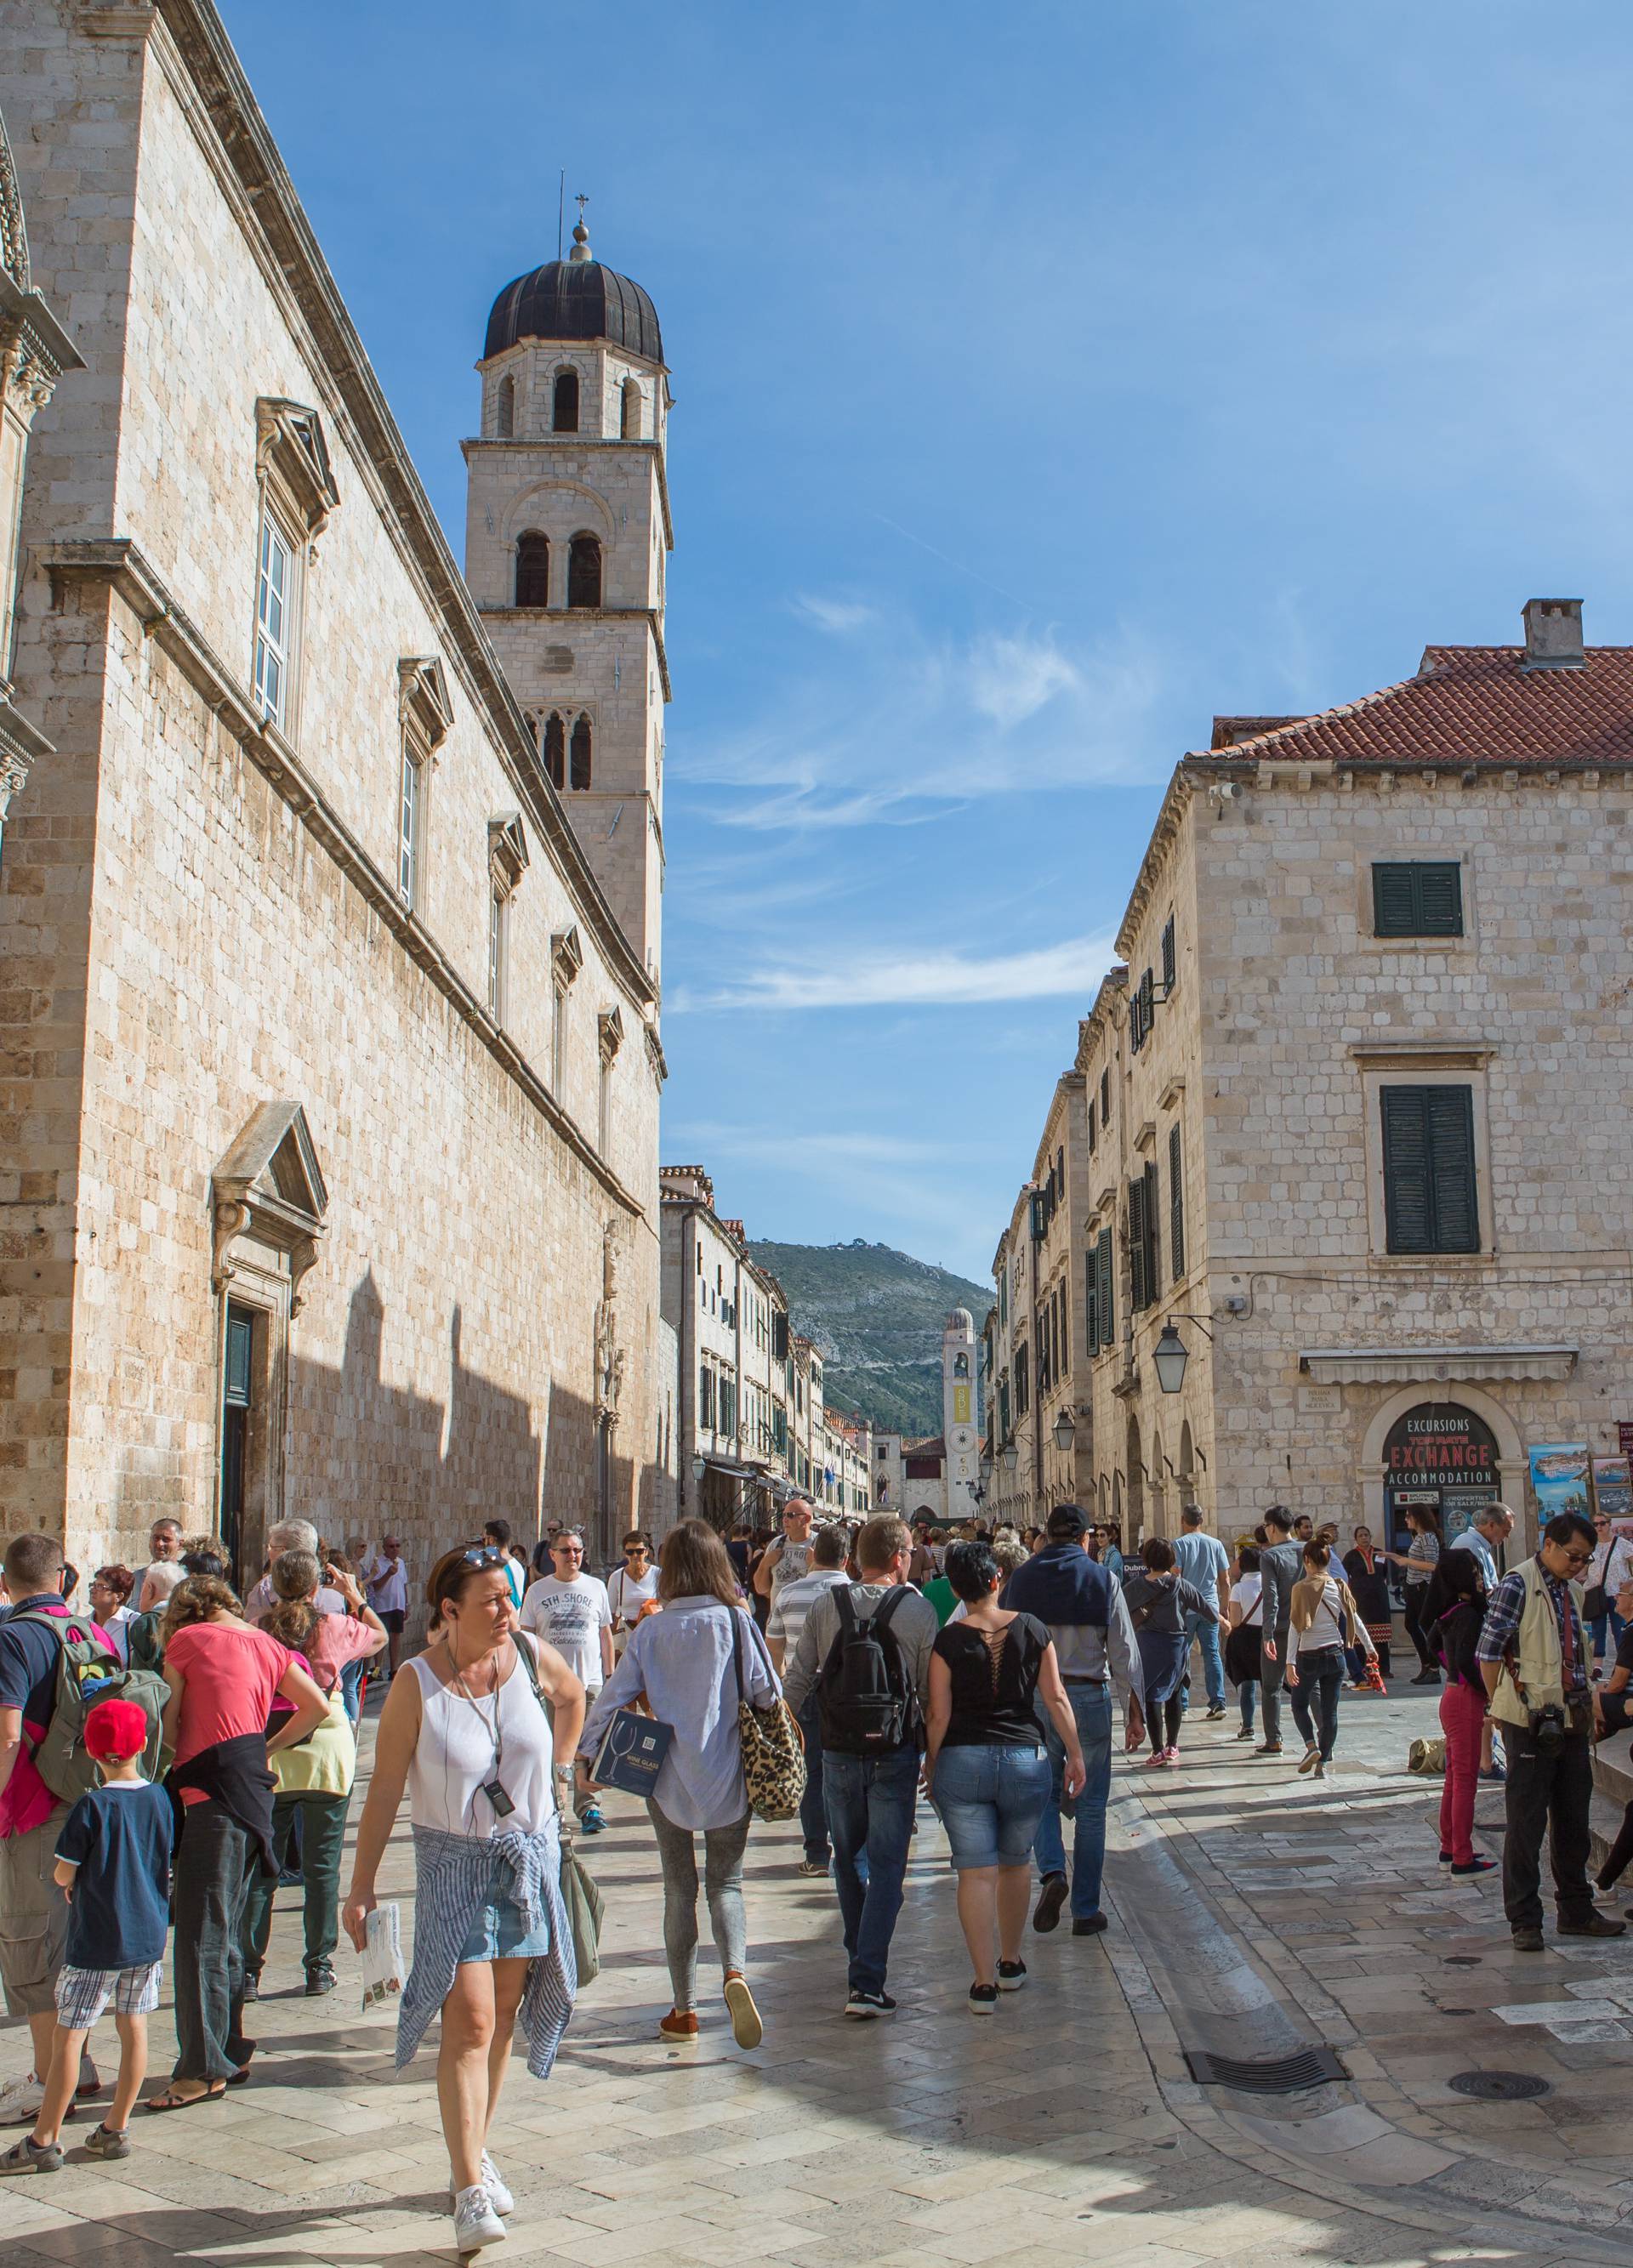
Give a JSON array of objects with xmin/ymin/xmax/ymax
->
[{"xmin": 3, "ymin": 1680, "xmax": 1632, "ymax": 2268}]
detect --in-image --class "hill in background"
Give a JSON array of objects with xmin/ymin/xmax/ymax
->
[{"xmin": 748, "ymin": 1238, "xmax": 989, "ymax": 1440}]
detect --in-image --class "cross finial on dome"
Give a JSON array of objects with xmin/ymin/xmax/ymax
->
[{"xmin": 570, "ymin": 193, "xmax": 591, "ymax": 264}]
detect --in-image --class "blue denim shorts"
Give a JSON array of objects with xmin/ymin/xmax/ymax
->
[
  {"xmin": 457, "ymin": 1862, "xmax": 551, "ymax": 1964},
  {"xmin": 933, "ymin": 1742, "xmax": 1051, "ymax": 1870}
]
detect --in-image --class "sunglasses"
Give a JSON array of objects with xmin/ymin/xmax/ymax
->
[
  {"xmin": 1561, "ymin": 1547, "xmax": 1594, "ymax": 1566},
  {"xmin": 623, "ymin": 1544, "xmax": 648, "ymax": 1556},
  {"xmin": 461, "ymin": 1548, "xmax": 509, "ymax": 1571}
]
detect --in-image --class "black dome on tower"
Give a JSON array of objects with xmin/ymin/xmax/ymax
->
[{"xmin": 484, "ymin": 224, "xmax": 663, "ymax": 365}]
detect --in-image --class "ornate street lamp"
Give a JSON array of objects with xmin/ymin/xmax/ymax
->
[
  {"xmin": 1152, "ymin": 1325, "xmax": 1188, "ymax": 1395},
  {"xmin": 1051, "ymin": 1406, "xmax": 1077, "ymax": 1453},
  {"xmin": 1001, "ymin": 1443, "xmax": 1020, "ymax": 1476}
]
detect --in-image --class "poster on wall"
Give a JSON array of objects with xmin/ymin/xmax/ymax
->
[
  {"xmin": 1528, "ymin": 1443, "xmax": 1591, "ymax": 1522},
  {"xmin": 1591, "ymin": 1455, "xmax": 1633, "ymax": 1529}
]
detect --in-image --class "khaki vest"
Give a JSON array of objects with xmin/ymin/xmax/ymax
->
[{"xmin": 1488, "ymin": 1559, "xmax": 1578, "ymax": 1731}]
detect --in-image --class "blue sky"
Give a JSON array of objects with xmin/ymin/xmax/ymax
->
[{"xmin": 220, "ymin": 1, "xmax": 1633, "ymax": 1283}]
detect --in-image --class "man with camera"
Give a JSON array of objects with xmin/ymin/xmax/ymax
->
[{"xmin": 1478, "ymin": 1510, "xmax": 1627, "ymax": 1952}]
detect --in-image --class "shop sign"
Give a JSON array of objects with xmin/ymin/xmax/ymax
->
[
  {"xmin": 1384, "ymin": 1405, "xmax": 1500, "ymax": 1488},
  {"xmin": 1619, "ymin": 1422, "xmax": 1633, "ymax": 1459}
]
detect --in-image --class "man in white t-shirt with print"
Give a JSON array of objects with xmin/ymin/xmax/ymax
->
[{"xmin": 520, "ymin": 1529, "xmax": 613, "ymax": 1833}]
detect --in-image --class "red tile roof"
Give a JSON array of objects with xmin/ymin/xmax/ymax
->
[{"xmin": 1193, "ymin": 646, "xmax": 1633, "ymax": 770}]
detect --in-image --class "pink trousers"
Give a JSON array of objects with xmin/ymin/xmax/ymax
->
[{"xmin": 1438, "ymin": 1678, "xmax": 1487, "ymax": 1867}]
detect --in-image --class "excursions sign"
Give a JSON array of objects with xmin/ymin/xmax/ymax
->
[{"xmin": 1383, "ymin": 1405, "xmax": 1500, "ymax": 1490}]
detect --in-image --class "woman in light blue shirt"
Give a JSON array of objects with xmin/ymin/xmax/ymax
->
[{"xmin": 579, "ymin": 1520, "xmax": 779, "ymax": 2052}]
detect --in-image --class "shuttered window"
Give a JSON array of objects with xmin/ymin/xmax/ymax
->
[
  {"xmin": 1380, "ymin": 1085, "xmax": 1479, "ymax": 1253},
  {"xmin": 1169, "ymin": 1123, "xmax": 1185, "ymax": 1280},
  {"xmin": 1372, "ymin": 861, "xmax": 1463, "ymax": 938},
  {"xmin": 1161, "ymin": 915, "xmax": 1176, "ymax": 992},
  {"xmin": 1129, "ymin": 1162, "xmax": 1161, "ymax": 1312},
  {"xmin": 1096, "ymin": 1229, "xmax": 1114, "ymax": 1346},
  {"xmin": 1085, "ymin": 1248, "xmax": 1098, "ymax": 1354}
]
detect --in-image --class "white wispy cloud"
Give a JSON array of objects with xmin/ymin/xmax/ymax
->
[
  {"xmin": 789, "ymin": 593, "xmax": 878, "ymax": 635},
  {"xmin": 670, "ymin": 930, "xmax": 1120, "ymax": 1014},
  {"xmin": 675, "ymin": 609, "xmax": 1173, "ymax": 836}
]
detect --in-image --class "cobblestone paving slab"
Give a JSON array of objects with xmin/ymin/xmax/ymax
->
[{"xmin": 3, "ymin": 1688, "xmax": 1633, "ymax": 2265}]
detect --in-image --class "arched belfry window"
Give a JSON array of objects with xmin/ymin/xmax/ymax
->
[
  {"xmin": 570, "ymin": 713, "xmax": 593, "ymax": 790},
  {"xmin": 543, "ymin": 712, "xmax": 566, "ymax": 792},
  {"xmin": 621, "ymin": 378, "xmax": 642, "ymax": 439},
  {"xmin": 515, "ymin": 531, "xmax": 549, "ymax": 609},
  {"xmin": 567, "ymin": 532, "xmax": 601, "ymax": 610},
  {"xmin": 494, "ymin": 375, "xmax": 515, "ymax": 437},
  {"xmin": 553, "ymin": 368, "xmax": 579, "ymax": 433}
]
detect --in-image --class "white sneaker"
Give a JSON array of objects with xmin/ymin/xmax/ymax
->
[
  {"xmin": 0, "ymin": 2073, "xmax": 44, "ymax": 2128},
  {"xmin": 448, "ymin": 2155, "xmax": 513, "ymax": 2216},
  {"xmin": 452, "ymin": 2184, "xmax": 506, "ymax": 2252}
]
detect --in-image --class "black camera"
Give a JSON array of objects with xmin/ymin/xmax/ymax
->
[{"xmin": 1530, "ymin": 1702, "xmax": 1568, "ymax": 1754}]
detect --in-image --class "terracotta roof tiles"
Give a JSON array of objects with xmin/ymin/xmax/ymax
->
[{"xmin": 1191, "ymin": 645, "xmax": 1633, "ymax": 770}]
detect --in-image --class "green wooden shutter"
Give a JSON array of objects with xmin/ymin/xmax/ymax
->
[
  {"xmin": 1382, "ymin": 1084, "xmax": 1479, "ymax": 1253},
  {"xmin": 1096, "ymin": 1229, "xmax": 1114, "ymax": 1346},
  {"xmin": 1161, "ymin": 916, "xmax": 1176, "ymax": 992},
  {"xmin": 1372, "ymin": 864, "xmax": 1419, "ymax": 936},
  {"xmin": 1426, "ymin": 1085, "xmax": 1479, "ymax": 1250},
  {"xmin": 1085, "ymin": 1249, "xmax": 1098, "ymax": 1354},
  {"xmin": 1128, "ymin": 1176, "xmax": 1148, "ymax": 1310},
  {"xmin": 1169, "ymin": 1124, "xmax": 1185, "ymax": 1280},
  {"xmin": 1143, "ymin": 1158, "xmax": 1161, "ymax": 1297},
  {"xmin": 1417, "ymin": 863, "xmax": 1464, "ymax": 935}
]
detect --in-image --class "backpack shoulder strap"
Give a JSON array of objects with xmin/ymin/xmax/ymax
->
[
  {"xmin": 869, "ymin": 1588, "xmax": 908, "ymax": 1634},
  {"xmin": 832, "ymin": 1587, "xmax": 859, "ymax": 1636}
]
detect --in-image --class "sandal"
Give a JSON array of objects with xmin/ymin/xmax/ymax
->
[{"xmin": 144, "ymin": 2083, "xmax": 226, "ymax": 2114}]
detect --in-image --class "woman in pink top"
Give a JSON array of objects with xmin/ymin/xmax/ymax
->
[{"xmin": 153, "ymin": 1577, "xmax": 325, "ymax": 2110}]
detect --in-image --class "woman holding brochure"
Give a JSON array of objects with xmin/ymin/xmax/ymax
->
[
  {"xmin": 578, "ymin": 1517, "xmax": 781, "ymax": 2051},
  {"xmin": 341, "ymin": 1545, "xmax": 585, "ymax": 2258}
]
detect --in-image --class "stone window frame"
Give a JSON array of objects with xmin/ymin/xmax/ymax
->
[
  {"xmin": 597, "ymin": 1006, "xmax": 623, "ymax": 1157},
  {"xmin": 1351, "ymin": 1046, "xmax": 1496, "ymax": 1268},
  {"xmin": 486, "ymin": 814, "xmax": 528, "ymax": 1026},
  {"xmin": 550, "ymin": 924, "xmax": 583, "ymax": 1094},
  {"xmin": 252, "ymin": 399, "xmax": 339, "ymax": 745},
  {"xmin": 395, "ymin": 657, "xmax": 453, "ymax": 917},
  {"xmin": 1352, "ymin": 844, "xmax": 1477, "ymax": 957}
]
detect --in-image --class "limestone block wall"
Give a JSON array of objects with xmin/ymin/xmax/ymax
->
[{"xmin": 1192, "ymin": 766, "xmax": 1633, "ymax": 1537}]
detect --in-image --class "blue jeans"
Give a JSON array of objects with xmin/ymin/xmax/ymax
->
[
  {"xmin": 933, "ymin": 1742, "xmax": 1051, "ymax": 1870},
  {"xmin": 339, "ymin": 1654, "xmax": 366, "ymax": 1726},
  {"xmin": 799, "ymin": 1695, "xmax": 828, "ymax": 1862},
  {"xmin": 1032, "ymin": 1684, "xmax": 1112, "ymax": 1919},
  {"xmin": 1238, "ymin": 1678, "xmax": 1259, "ymax": 1732},
  {"xmin": 822, "ymin": 1746, "xmax": 919, "ymax": 1995},
  {"xmin": 1183, "ymin": 1612, "xmax": 1225, "ymax": 1710},
  {"xmin": 1288, "ymin": 1647, "xmax": 1344, "ymax": 1761},
  {"xmin": 1590, "ymin": 1608, "xmax": 1628, "ymax": 1664}
]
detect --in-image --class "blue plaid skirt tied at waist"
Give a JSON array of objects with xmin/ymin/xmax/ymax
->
[{"xmin": 395, "ymin": 1820, "xmax": 577, "ymax": 2081}]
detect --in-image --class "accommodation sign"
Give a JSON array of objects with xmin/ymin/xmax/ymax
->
[{"xmin": 1384, "ymin": 1407, "xmax": 1499, "ymax": 1489}]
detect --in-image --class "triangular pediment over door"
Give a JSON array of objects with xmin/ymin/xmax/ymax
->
[{"xmin": 212, "ymin": 1100, "xmax": 329, "ymax": 1312}]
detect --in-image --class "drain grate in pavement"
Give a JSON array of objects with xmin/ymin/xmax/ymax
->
[
  {"xmin": 1448, "ymin": 2068, "xmax": 1551, "ymax": 2101},
  {"xmin": 1443, "ymin": 1954, "xmax": 1482, "ymax": 1967},
  {"xmin": 1184, "ymin": 2045, "xmax": 1349, "ymax": 2093}
]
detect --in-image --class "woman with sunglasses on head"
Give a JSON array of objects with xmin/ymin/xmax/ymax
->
[
  {"xmin": 342, "ymin": 1545, "xmax": 585, "ymax": 2257},
  {"xmin": 606, "ymin": 1532, "xmax": 659, "ymax": 1657}
]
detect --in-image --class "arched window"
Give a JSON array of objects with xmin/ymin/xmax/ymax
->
[
  {"xmin": 620, "ymin": 378, "xmax": 642, "ymax": 439},
  {"xmin": 515, "ymin": 531, "xmax": 549, "ymax": 608},
  {"xmin": 569, "ymin": 713, "xmax": 593, "ymax": 790},
  {"xmin": 552, "ymin": 368, "xmax": 579, "ymax": 433},
  {"xmin": 543, "ymin": 712, "xmax": 566, "ymax": 791},
  {"xmin": 566, "ymin": 531, "xmax": 601, "ymax": 610},
  {"xmin": 494, "ymin": 374, "xmax": 515, "ymax": 438}
]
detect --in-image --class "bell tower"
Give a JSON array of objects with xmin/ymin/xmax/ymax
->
[{"xmin": 464, "ymin": 214, "xmax": 670, "ymax": 990}]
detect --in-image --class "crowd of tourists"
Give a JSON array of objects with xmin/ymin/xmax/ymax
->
[{"xmin": 1, "ymin": 1489, "xmax": 1630, "ymax": 2253}]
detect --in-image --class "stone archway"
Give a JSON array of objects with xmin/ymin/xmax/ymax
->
[{"xmin": 1358, "ymin": 1381, "xmax": 1526, "ymax": 1552}]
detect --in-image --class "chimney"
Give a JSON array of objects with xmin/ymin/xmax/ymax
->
[{"xmin": 1521, "ymin": 597, "xmax": 1585, "ymax": 672}]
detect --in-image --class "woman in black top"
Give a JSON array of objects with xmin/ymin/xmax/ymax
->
[
  {"xmin": 925, "ymin": 1543, "xmax": 1085, "ymax": 2013},
  {"xmin": 1120, "ymin": 1538, "xmax": 1218, "ymax": 1765},
  {"xmin": 1421, "ymin": 1549, "xmax": 1494, "ymax": 1875}
]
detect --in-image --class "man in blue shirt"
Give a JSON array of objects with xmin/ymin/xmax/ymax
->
[{"xmin": 1172, "ymin": 1506, "xmax": 1231, "ymax": 1719}]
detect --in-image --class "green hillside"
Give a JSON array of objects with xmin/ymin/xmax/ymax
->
[{"xmin": 748, "ymin": 1238, "xmax": 989, "ymax": 1439}]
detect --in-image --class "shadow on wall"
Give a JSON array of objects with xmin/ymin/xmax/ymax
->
[{"xmin": 282, "ymin": 1270, "xmax": 628, "ymax": 1570}]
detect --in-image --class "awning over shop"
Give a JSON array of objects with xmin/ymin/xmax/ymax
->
[{"xmin": 1300, "ymin": 1345, "xmax": 1577, "ymax": 1386}]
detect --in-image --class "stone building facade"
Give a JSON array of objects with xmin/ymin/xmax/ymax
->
[
  {"xmin": 0, "ymin": 1, "xmax": 670, "ymax": 1581},
  {"xmin": 1060, "ymin": 598, "xmax": 1633, "ymax": 1556}
]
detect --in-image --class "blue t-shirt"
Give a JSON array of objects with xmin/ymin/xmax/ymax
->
[
  {"xmin": 1173, "ymin": 1531, "xmax": 1229, "ymax": 1600},
  {"xmin": 55, "ymin": 1781, "xmax": 174, "ymax": 1971}
]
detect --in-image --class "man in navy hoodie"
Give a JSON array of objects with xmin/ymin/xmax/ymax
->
[{"xmin": 1003, "ymin": 1506, "xmax": 1143, "ymax": 1937}]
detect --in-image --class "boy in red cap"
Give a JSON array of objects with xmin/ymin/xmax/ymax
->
[{"xmin": 0, "ymin": 1696, "xmax": 170, "ymax": 2173}]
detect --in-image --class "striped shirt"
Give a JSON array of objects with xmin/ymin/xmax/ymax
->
[
  {"xmin": 396, "ymin": 1822, "xmax": 575, "ymax": 2081},
  {"xmin": 766, "ymin": 1570, "xmax": 850, "ymax": 1663}
]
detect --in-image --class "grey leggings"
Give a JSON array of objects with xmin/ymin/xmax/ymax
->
[{"xmin": 646, "ymin": 1801, "xmax": 750, "ymax": 2011}]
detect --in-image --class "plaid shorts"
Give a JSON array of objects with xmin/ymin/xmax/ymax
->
[{"xmin": 54, "ymin": 1959, "xmax": 162, "ymax": 2029}]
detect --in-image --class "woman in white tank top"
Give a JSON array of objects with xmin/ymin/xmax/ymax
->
[{"xmin": 343, "ymin": 1547, "xmax": 586, "ymax": 2254}]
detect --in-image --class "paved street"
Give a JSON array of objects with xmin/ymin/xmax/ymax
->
[{"xmin": 5, "ymin": 1685, "xmax": 1633, "ymax": 2268}]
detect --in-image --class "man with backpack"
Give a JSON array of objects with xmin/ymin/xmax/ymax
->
[
  {"xmin": 767, "ymin": 1526, "xmax": 852, "ymax": 1876},
  {"xmin": 783, "ymin": 1515, "xmax": 936, "ymax": 2019},
  {"xmin": 0, "ymin": 1532, "xmax": 164, "ymax": 2125}
]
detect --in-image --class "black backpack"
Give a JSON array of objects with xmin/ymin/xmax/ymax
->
[{"xmin": 816, "ymin": 1589, "xmax": 918, "ymax": 1755}]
